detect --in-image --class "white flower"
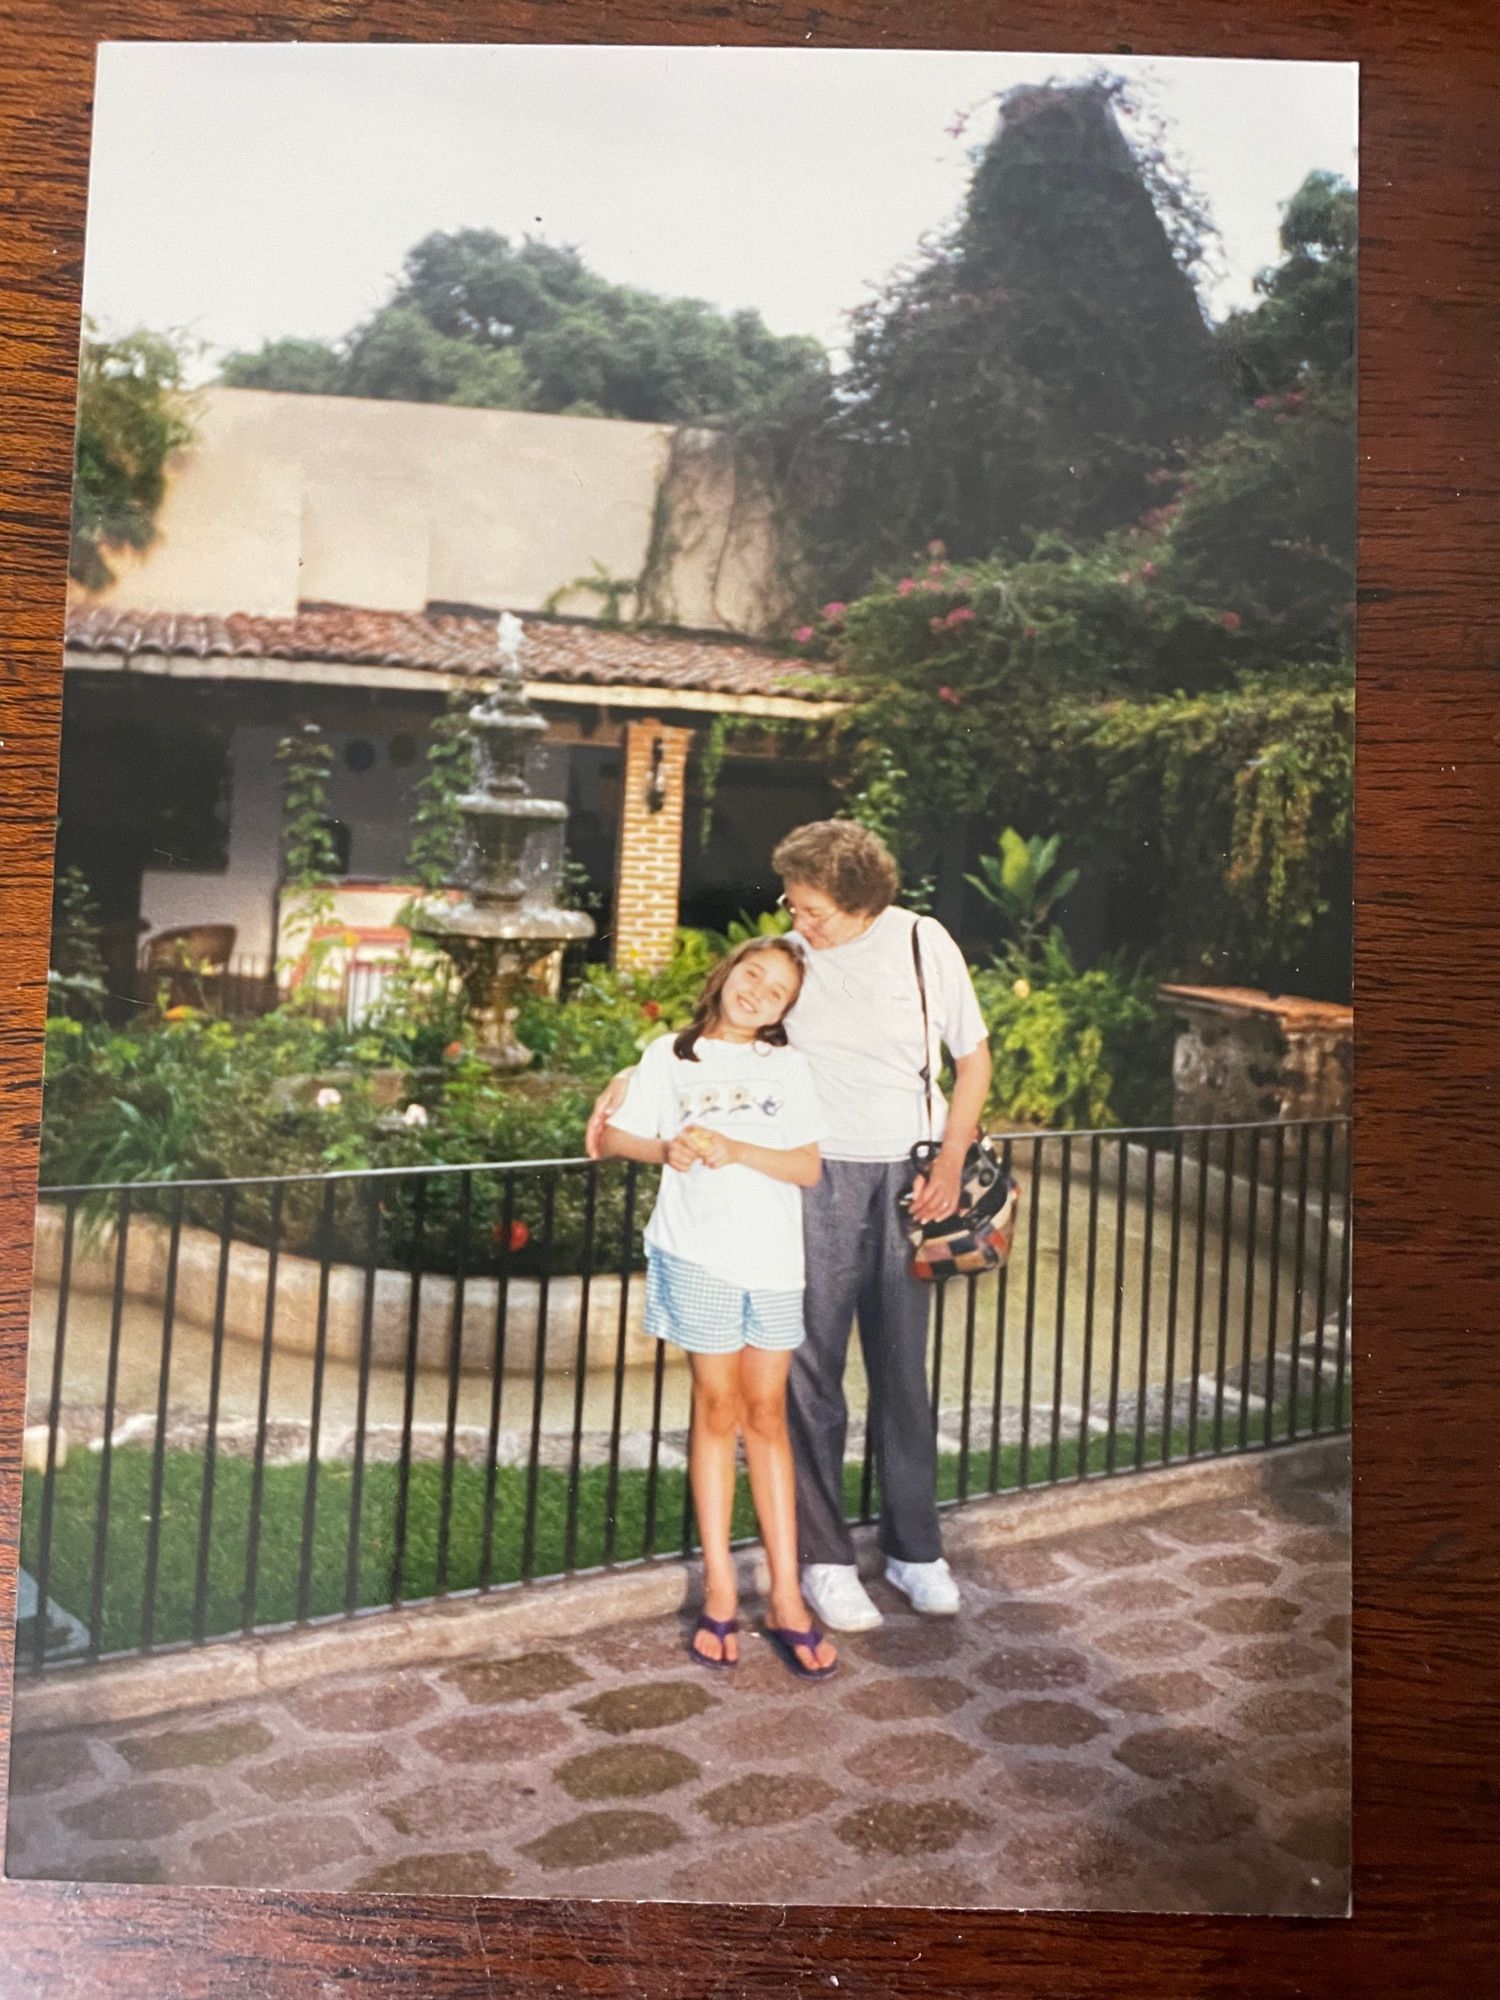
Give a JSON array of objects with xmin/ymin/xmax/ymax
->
[
  {"xmin": 314, "ymin": 1087, "xmax": 342, "ymax": 1110},
  {"xmin": 401, "ymin": 1102, "xmax": 430, "ymax": 1127}
]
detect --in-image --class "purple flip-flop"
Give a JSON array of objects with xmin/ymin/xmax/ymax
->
[
  {"xmin": 689, "ymin": 1613, "xmax": 739, "ymax": 1669},
  {"xmin": 763, "ymin": 1622, "xmax": 839, "ymax": 1681}
]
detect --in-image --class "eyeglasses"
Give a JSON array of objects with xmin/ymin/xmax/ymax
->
[{"xmin": 777, "ymin": 892, "xmax": 837, "ymax": 929}]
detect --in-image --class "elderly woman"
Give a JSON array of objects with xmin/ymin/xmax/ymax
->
[{"xmin": 588, "ymin": 821, "xmax": 991, "ymax": 1633}]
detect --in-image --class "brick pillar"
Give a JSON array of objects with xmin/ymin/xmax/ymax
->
[{"xmin": 612, "ymin": 719, "xmax": 692, "ymax": 971}]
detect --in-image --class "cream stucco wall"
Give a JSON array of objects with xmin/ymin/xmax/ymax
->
[{"xmin": 87, "ymin": 388, "xmax": 790, "ymax": 633}]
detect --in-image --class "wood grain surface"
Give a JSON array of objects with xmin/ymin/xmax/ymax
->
[{"xmin": 2, "ymin": 4, "xmax": 1496, "ymax": 1993}]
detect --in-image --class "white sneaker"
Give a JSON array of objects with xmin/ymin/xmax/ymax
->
[
  {"xmin": 884, "ymin": 1556, "xmax": 961, "ymax": 1616},
  {"xmin": 801, "ymin": 1563, "xmax": 885, "ymax": 1633}
]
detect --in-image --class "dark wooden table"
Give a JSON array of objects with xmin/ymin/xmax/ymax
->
[{"xmin": 3, "ymin": 3, "xmax": 1496, "ymax": 1992}]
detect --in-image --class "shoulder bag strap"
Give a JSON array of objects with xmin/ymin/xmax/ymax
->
[{"xmin": 911, "ymin": 916, "xmax": 935, "ymax": 1145}]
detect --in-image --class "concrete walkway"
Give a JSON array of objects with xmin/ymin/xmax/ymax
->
[{"xmin": 5, "ymin": 1446, "xmax": 1349, "ymax": 1915}]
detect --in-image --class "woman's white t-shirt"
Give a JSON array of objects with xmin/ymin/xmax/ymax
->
[
  {"xmin": 784, "ymin": 907, "xmax": 988, "ymax": 1163},
  {"xmin": 607, "ymin": 1033, "xmax": 824, "ymax": 1292}
]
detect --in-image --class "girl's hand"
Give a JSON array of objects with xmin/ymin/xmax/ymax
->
[
  {"xmin": 664, "ymin": 1130, "xmax": 705, "ymax": 1173},
  {"xmin": 692, "ymin": 1129, "xmax": 740, "ymax": 1169}
]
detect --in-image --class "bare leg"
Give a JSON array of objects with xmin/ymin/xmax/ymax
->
[
  {"xmin": 740, "ymin": 1347, "xmax": 837, "ymax": 1674},
  {"xmin": 687, "ymin": 1351, "xmax": 741, "ymax": 1663}
]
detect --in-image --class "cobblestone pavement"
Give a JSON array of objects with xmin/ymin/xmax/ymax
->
[{"xmin": 6, "ymin": 1449, "xmax": 1349, "ymax": 1915}]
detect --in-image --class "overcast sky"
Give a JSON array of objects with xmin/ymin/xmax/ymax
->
[{"xmin": 83, "ymin": 43, "xmax": 1357, "ymax": 381}]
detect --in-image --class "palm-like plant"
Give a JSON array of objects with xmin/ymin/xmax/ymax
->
[{"xmin": 966, "ymin": 828, "xmax": 1080, "ymax": 967}]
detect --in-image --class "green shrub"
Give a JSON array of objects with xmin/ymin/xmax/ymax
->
[{"xmin": 973, "ymin": 935, "xmax": 1172, "ymax": 1130}]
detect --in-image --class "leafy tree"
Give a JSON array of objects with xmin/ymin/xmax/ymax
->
[
  {"xmin": 217, "ymin": 230, "xmax": 827, "ymax": 425},
  {"xmin": 220, "ymin": 336, "xmax": 346, "ymax": 395},
  {"xmin": 71, "ymin": 323, "xmax": 196, "ymax": 588},
  {"xmin": 1218, "ymin": 170, "xmax": 1356, "ymax": 398}
]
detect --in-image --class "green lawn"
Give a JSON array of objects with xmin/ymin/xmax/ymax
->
[{"xmin": 21, "ymin": 1391, "xmax": 1345, "ymax": 1660}]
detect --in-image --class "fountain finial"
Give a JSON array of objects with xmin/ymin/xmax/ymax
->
[{"xmin": 497, "ymin": 609, "xmax": 525, "ymax": 672}]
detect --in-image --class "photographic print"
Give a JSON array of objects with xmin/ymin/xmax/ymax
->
[{"xmin": 9, "ymin": 41, "xmax": 1354, "ymax": 1915}]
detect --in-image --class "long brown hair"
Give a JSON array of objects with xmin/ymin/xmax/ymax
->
[{"xmin": 673, "ymin": 936, "xmax": 806, "ymax": 1063}]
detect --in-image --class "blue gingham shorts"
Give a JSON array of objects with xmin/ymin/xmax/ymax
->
[{"xmin": 644, "ymin": 1249, "xmax": 806, "ymax": 1354}]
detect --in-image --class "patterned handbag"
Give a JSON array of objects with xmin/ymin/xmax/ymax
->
[{"xmin": 897, "ymin": 919, "xmax": 1022, "ymax": 1280}]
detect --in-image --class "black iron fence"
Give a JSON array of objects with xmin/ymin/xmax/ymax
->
[{"xmin": 20, "ymin": 1117, "xmax": 1350, "ymax": 1677}]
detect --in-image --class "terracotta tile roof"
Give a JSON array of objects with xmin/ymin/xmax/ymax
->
[{"xmin": 63, "ymin": 604, "xmax": 840, "ymax": 705}]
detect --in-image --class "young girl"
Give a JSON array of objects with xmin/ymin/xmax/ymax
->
[{"xmin": 599, "ymin": 937, "xmax": 838, "ymax": 1680}]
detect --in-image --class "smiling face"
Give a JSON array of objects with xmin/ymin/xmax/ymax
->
[{"xmin": 717, "ymin": 944, "xmax": 803, "ymax": 1037}]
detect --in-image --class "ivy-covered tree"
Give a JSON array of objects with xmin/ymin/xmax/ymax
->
[
  {"xmin": 220, "ymin": 336, "xmax": 346, "ymax": 395},
  {"xmin": 71, "ymin": 322, "xmax": 196, "ymax": 588},
  {"xmin": 811, "ymin": 79, "xmax": 1228, "ymax": 588}
]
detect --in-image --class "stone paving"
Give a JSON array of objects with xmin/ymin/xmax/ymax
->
[{"xmin": 5, "ymin": 1447, "xmax": 1349, "ymax": 1915}]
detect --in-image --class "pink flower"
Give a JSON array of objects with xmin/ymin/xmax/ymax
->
[
  {"xmin": 928, "ymin": 616, "xmax": 946, "ymax": 635},
  {"xmin": 926, "ymin": 562, "xmax": 949, "ymax": 580},
  {"xmin": 896, "ymin": 577, "xmax": 917, "ymax": 596},
  {"xmin": 926, "ymin": 539, "xmax": 947, "ymax": 558},
  {"xmin": 1283, "ymin": 391, "xmax": 1305, "ymax": 409},
  {"xmin": 936, "ymin": 686, "xmax": 964, "ymax": 707},
  {"xmin": 1254, "ymin": 395, "xmax": 1277, "ymax": 409},
  {"xmin": 792, "ymin": 625, "xmax": 815, "ymax": 644},
  {"xmin": 1219, "ymin": 611, "xmax": 1243, "ymax": 632},
  {"xmin": 1146, "ymin": 467, "xmax": 1175, "ymax": 486},
  {"xmin": 1140, "ymin": 561, "xmax": 1158, "ymax": 580},
  {"xmin": 944, "ymin": 605, "xmax": 976, "ymax": 628},
  {"xmin": 820, "ymin": 600, "xmax": 847, "ymax": 621},
  {"xmin": 1024, "ymin": 625, "xmax": 1039, "ymax": 639}
]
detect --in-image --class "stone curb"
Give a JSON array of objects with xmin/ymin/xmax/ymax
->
[{"xmin": 11, "ymin": 1435, "xmax": 1348, "ymax": 1737}]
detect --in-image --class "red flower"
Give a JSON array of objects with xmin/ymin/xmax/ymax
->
[
  {"xmin": 1282, "ymin": 391, "xmax": 1305, "ymax": 409},
  {"xmin": 443, "ymin": 1040, "xmax": 464, "ymax": 1061},
  {"xmin": 820, "ymin": 600, "xmax": 847, "ymax": 621},
  {"xmin": 936, "ymin": 686, "xmax": 964, "ymax": 707},
  {"xmin": 1254, "ymin": 394, "xmax": 1277, "ymax": 409},
  {"xmin": 792, "ymin": 624, "xmax": 815, "ymax": 644},
  {"xmin": 1219, "ymin": 611, "xmax": 1243, "ymax": 632},
  {"xmin": 493, "ymin": 1219, "xmax": 531, "ymax": 1252},
  {"xmin": 642, "ymin": 1000, "xmax": 661, "ymax": 1020},
  {"xmin": 896, "ymin": 577, "xmax": 917, "ymax": 596},
  {"xmin": 944, "ymin": 605, "xmax": 976, "ymax": 628}
]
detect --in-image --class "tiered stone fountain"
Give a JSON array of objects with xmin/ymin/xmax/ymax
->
[{"xmin": 415, "ymin": 612, "xmax": 594, "ymax": 1070}]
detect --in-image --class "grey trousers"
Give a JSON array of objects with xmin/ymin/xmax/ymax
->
[{"xmin": 789, "ymin": 1158, "xmax": 943, "ymax": 1567}]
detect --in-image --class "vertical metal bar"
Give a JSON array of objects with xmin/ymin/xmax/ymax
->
[
  {"xmin": 480, "ymin": 1175, "xmax": 516, "ymax": 1589},
  {"xmin": 191, "ymin": 1185, "xmax": 237, "ymax": 1645},
  {"xmin": 1212, "ymin": 1129, "xmax": 1237, "ymax": 1454},
  {"xmin": 521, "ymin": 1174, "xmax": 558, "ymax": 1580},
  {"xmin": 1048, "ymin": 1136, "xmax": 1072, "ymax": 1484},
  {"xmin": 679, "ymin": 1379, "xmax": 697, "ymax": 1559},
  {"xmin": 1334, "ymin": 1123, "xmax": 1352, "ymax": 1428},
  {"xmin": 1186, "ymin": 1129, "xmax": 1211, "ymax": 1458},
  {"xmin": 390, "ymin": 1176, "xmax": 428, "ymax": 1606},
  {"xmin": 565, "ymin": 1163, "xmax": 599, "ymax": 1573},
  {"xmin": 1077, "ymin": 1136, "xmax": 1101, "ymax": 1480},
  {"xmin": 295, "ymin": 1179, "xmax": 338, "ymax": 1623},
  {"xmin": 1310, "ymin": 1122, "xmax": 1336, "ymax": 1433},
  {"xmin": 32, "ymin": 1196, "xmax": 78, "ymax": 1673},
  {"xmin": 1018, "ymin": 1135, "xmax": 1044, "ymax": 1489},
  {"xmin": 986, "ymin": 1139, "xmax": 1013, "ymax": 1492},
  {"xmin": 858, "ymin": 1373, "xmax": 877, "ymax": 1524},
  {"xmin": 242, "ymin": 1182, "xmax": 285, "ymax": 1634},
  {"xmin": 1287, "ymin": 1122, "xmax": 1313, "ymax": 1439},
  {"xmin": 602, "ymin": 1165, "xmax": 638, "ymax": 1567},
  {"xmin": 344, "ymin": 1180, "xmax": 382, "ymax": 1616},
  {"xmin": 88, "ymin": 1189, "xmax": 133, "ymax": 1663},
  {"xmin": 1133, "ymin": 1138, "xmax": 1156, "ymax": 1471},
  {"xmin": 929, "ymin": 1279, "xmax": 947, "ymax": 1446},
  {"xmin": 1105, "ymin": 1136, "xmax": 1129, "ymax": 1474},
  {"xmin": 957, "ymin": 1276, "xmax": 978, "ymax": 1503},
  {"xmin": 642, "ymin": 1332, "xmax": 668, "ymax": 1558},
  {"xmin": 1160, "ymin": 1136, "xmax": 1184, "ymax": 1465},
  {"xmin": 1236, "ymin": 1127, "xmax": 1263, "ymax": 1449},
  {"xmin": 140, "ymin": 1187, "xmax": 186, "ymax": 1654},
  {"xmin": 435, "ymin": 1171, "xmax": 473, "ymax": 1596},
  {"xmin": 1262, "ymin": 1125, "xmax": 1288, "ymax": 1445}
]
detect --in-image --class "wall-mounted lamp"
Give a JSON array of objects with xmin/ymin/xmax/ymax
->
[{"xmin": 645, "ymin": 734, "xmax": 668, "ymax": 814}]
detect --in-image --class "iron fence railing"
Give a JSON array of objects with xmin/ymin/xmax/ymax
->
[{"xmin": 20, "ymin": 1116, "xmax": 1350, "ymax": 1676}]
